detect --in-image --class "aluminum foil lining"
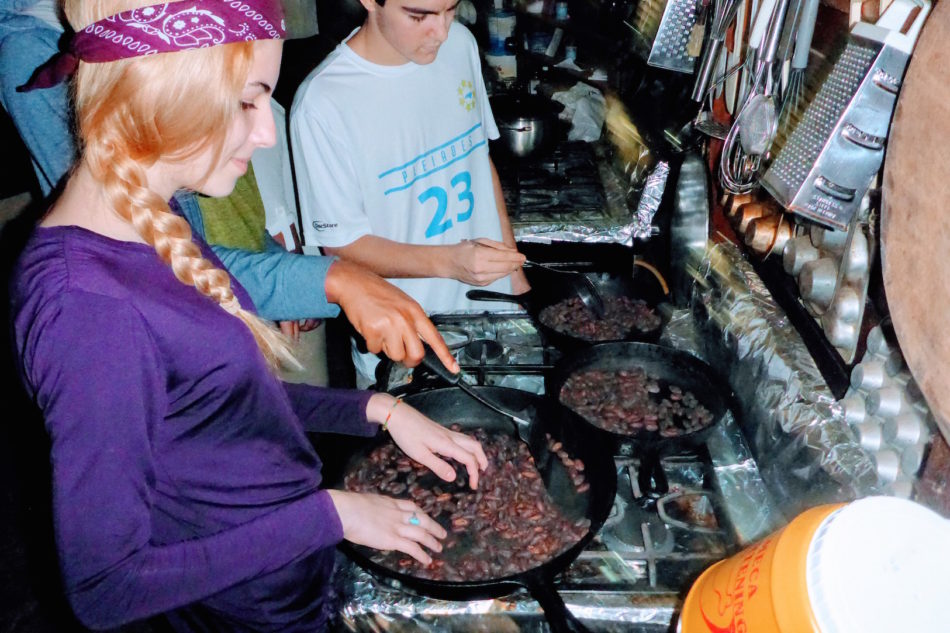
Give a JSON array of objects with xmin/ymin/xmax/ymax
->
[
  {"xmin": 660, "ymin": 307, "xmax": 785, "ymax": 543},
  {"xmin": 513, "ymin": 158, "xmax": 669, "ymax": 246},
  {"xmin": 337, "ymin": 556, "xmax": 677, "ymax": 633},
  {"xmin": 633, "ymin": 161, "xmax": 669, "ymax": 240},
  {"xmin": 689, "ymin": 241, "xmax": 881, "ymax": 518}
]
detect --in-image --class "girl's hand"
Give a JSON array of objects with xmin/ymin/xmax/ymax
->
[
  {"xmin": 327, "ymin": 490, "xmax": 445, "ymax": 565},
  {"xmin": 278, "ymin": 319, "xmax": 300, "ymax": 342},
  {"xmin": 297, "ymin": 318, "xmax": 321, "ymax": 333},
  {"xmin": 367, "ymin": 394, "xmax": 488, "ymax": 490}
]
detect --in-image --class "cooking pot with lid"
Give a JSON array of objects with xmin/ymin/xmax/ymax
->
[{"xmin": 489, "ymin": 93, "xmax": 566, "ymax": 159}]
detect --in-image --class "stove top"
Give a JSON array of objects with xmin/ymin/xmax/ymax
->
[
  {"xmin": 376, "ymin": 312, "xmax": 555, "ymax": 396},
  {"xmin": 349, "ymin": 313, "xmax": 742, "ymax": 630},
  {"xmin": 498, "ymin": 142, "xmax": 608, "ymax": 225}
]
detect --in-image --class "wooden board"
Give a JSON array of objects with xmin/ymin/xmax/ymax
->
[{"xmin": 881, "ymin": 0, "xmax": 950, "ymax": 444}]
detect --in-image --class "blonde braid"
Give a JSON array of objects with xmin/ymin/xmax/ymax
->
[{"xmin": 88, "ymin": 143, "xmax": 299, "ymax": 371}]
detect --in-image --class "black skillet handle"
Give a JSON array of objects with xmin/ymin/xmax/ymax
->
[
  {"xmin": 524, "ymin": 576, "xmax": 592, "ymax": 633},
  {"xmin": 419, "ymin": 343, "xmax": 461, "ymax": 386},
  {"xmin": 466, "ymin": 289, "xmax": 530, "ymax": 306}
]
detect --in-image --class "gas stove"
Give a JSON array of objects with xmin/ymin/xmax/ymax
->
[
  {"xmin": 497, "ymin": 142, "xmax": 608, "ymax": 225},
  {"xmin": 344, "ymin": 314, "xmax": 743, "ymax": 631}
]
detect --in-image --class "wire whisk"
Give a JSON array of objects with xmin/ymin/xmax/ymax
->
[{"xmin": 779, "ymin": 0, "xmax": 819, "ymax": 129}]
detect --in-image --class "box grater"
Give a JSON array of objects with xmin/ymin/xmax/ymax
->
[
  {"xmin": 647, "ymin": 0, "xmax": 707, "ymax": 73},
  {"xmin": 761, "ymin": 0, "xmax": 930, "ymax": 231}
]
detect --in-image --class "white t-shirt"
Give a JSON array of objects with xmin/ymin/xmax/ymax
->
[
  {"xmin": 290, "ymin": 22, "xmax": 514, "ymax": 316},
  {"xmin": 254, "ymin": 100, "xmax": 301, "ymax": 251}
]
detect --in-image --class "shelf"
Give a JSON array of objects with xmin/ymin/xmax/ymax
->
[
  {"xmin": 513, "ymin": 7, "xmax": 624, "ymax": 54},
  {"xmin": 519, "ymin": 50, "xmax": 610, "ymax": 86}
]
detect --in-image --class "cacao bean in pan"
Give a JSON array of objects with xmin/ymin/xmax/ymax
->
[
  {"xmin": 559, "ymin": 367, "xmax": 714, "ymax": 437},
  {"xmin": 539, "ymin": 296, "xmax": 662, "ymax": 342},
  {"xmin": 344, "ymin": 427, "xmax": 590, "ymax": 581}
]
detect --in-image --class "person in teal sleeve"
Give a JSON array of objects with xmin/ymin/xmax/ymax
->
[{"xmin": 0, "ymin": 0, "xmax": 73, "ymax": 195}]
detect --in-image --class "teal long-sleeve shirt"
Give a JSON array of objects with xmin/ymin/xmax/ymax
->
[{"xmin": 174, "ymin": 191, "xmax": 341, "ymax": 321}]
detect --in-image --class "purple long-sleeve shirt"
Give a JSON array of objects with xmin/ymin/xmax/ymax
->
[{"xmin": 10, "ymin": 225, "xmax": 376, "ymax": 631}]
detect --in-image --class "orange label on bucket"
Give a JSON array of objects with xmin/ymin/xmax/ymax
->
[
  {"xmin": 681, "ymin": 503, "xmax": 841, "ymax": 633},
  {"xmin": 697, "ymin": 536, "xmax": 775, "ymax": 632}
]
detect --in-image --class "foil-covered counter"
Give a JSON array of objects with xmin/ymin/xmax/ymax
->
[
  {"xmin": 333, "ymin": 239, "xmax": 885, "ymax": 632},
  {"xmin": 337, "ymin": 556, "xmax": 677, "ymax": 633},
  {"xmin": 335, "ymin": 298, "xmax": 785, "ymax": 631}
]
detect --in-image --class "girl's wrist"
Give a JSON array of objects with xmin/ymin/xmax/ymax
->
[
  {"xmin": 366, "ymin": 393, "xmax": 397, "ymax": 425},
  {"xmin": 382, "ymin": 395, "xmax": 404, "ymax": 432}
]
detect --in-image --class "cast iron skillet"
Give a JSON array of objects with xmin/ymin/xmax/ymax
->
[
  {"xmin": 546, "ymin": 342, "xmax": 734, "ymax": 500},
  {"xmin": 333, "ymin": 387, "xmax": 616, "ymax": 633},
  {"xmin": 467, "ymin": 269, "xmax": 668, "ymax": 353}
]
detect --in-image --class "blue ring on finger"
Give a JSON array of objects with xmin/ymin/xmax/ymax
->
[{"xmin": 408, "ymin": 512, "xmax": 421, "ymax": 526}]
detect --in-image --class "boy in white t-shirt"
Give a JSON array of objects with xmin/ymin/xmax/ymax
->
[{"xmin": 291, "ymin": 0, "xmax": 529, "ymax": 386}]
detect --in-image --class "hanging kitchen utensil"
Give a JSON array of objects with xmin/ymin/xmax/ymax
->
[
  {"xmin": 547, "ymin": 342, "xmax": 734, "ymax": 503},
  {"xmin": 738, "ymin": 92, "xmax": 778, "ymax": 154},
  {"xmin": 691, "ymin": 0, "xmax": 744, "ymax": 100},
  {"xmin": 648, "ymin": 0, "xmax": 709, "ymax": 72},
  {"xmin": 773, "ymin": 0, "xmax": 806, "ymax": 104},
  {"xmin": 725, "ymin": 0, "xmax": 751, "ymax": 113},
  {"xmin": 466, "ymin": 268, "xmax": 667, "ymax": 353},
  {"xmin": 334, "ymin": 387, "xmax": 616, "ymax": 633},
  {"xmin": 719, "ymin": 0, "xmax": 792, "ymax": 192},
  {"xmin": 762, "ymin": 0, "xmax": 932, "ymax": 230},
  {"xmin": 782, "ymin": 0, "xmax": 819, "ymax": 124},
  {"xmin": 523, "ymin": 260, "xmax": 607, "ymax": 319},
  {"xmin": 736, "ymin": 0, "xmax": 776, "ymax": 108}
]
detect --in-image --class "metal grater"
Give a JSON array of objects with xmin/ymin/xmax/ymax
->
[
  {"xmin": 647, "ymin": 0, "xmax": 706, "ymax": 73},
  {"xmin": 630, "ymin": 0, "xmax": 664, "ymax": 59},
  {"xmin": 762, "ymin": 0, "xmax": 930, "ymax": 230}
]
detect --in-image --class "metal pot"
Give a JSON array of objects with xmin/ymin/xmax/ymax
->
[{"xmin": 490, "ymin": 93, "xmax": 564, "ymax": 159}]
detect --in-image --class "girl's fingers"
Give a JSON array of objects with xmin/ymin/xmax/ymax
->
[
  {"xmin": 452, "ymin": 433, "xmax": 489, "ymax": 470},
  {"xmin": 393, "ymin": 539, "xmax": 432, "ymax": 565},
  {"xmin": 397, "ymin": 525, "xmax": 443, "ymax": 553},
  {"xmin": 418, "ymin": 452, "xmax": 457, "ymax": 483},
  {"xmin": 394, "ymin": 498, "xmax": 419, "ymax": 513},
  {"xmin": 432, "ymin": 439, "xmax": 481, "ymax": 489}
]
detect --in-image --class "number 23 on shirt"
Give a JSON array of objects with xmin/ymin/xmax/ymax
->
[{"xmin": 419, "ymin": 170, "xmax": 474, "ymax": 239}]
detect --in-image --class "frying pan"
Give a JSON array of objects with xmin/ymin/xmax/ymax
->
[
  {"xmin": 467, "ymin": 268, "xmax": 668, "ymax": 353},
  {"xmin": 546, "ymin": 342, "xmax": 734, "ymax": 500},
  {"xmin": 334, "ymin": 387, "xmax": 616, "ymax": 633}
]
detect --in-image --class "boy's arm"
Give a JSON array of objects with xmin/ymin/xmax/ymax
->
[{"xmin": 488, "ymin": 157, "xmax": 530, "ymax": 293}]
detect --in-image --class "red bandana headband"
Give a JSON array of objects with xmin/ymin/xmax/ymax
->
[{"xmin": 22, "ymin": 0, "xmax": 286, "ymax": 91}]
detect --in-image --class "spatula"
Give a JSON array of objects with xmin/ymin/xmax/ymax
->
[{"xmin": 419, "ymin": 344, "xmax": 534, "ymax": 444}]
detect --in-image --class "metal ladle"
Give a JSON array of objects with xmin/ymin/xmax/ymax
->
[{"xmin": 523, "ymin": 261, "xmax": 607, "ymax": 319}]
